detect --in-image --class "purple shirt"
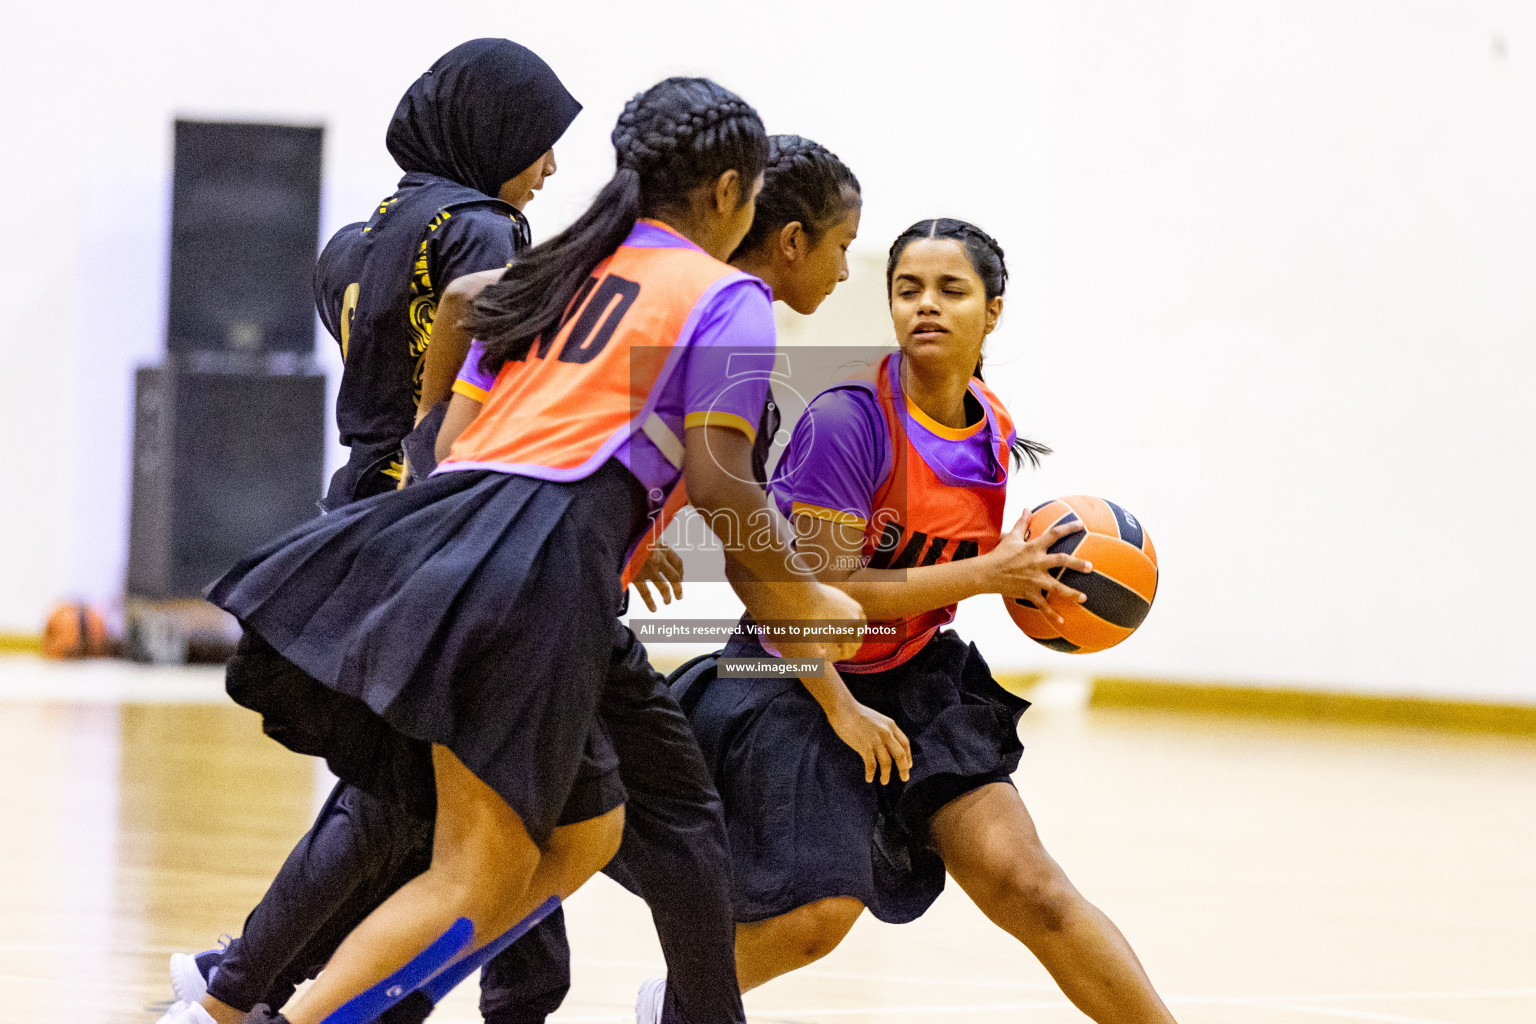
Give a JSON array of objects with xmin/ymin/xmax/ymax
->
[
  {"xmin": 446, "ymin": 220, "xmax": 776, "ymax": 509},
  {"xmin": 769, "ymin": 360, "xmax": 1014, "ymax": 526}
]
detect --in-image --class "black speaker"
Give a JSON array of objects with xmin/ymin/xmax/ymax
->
[
  {"xmin": 167, "ymin": 120, "xmax": 323, "ymax": 356},
  {"xmin": 128, "ymin": 365, "xmax": 327, "ymax": 598}
]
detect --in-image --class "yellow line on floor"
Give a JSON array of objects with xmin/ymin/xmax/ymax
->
[
  {"xmin": 0, "ymin": 632, "xmax": 42, "ymax": 654},
  {"xmin": 1091, "ymin": 676, "xmax": 1536, "ymax": 736}
]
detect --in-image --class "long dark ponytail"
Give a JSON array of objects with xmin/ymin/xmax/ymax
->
[
  {"xmin": 886, "ymin": 218, "xmax": 1052, "ymax": 469},
  {"xmin": 730, "ymin": 134, "xmax": 860, "ymax": 259},
  {"xmin": 472, "ymin": 77, "xmax": 768, "ymax": 373}
]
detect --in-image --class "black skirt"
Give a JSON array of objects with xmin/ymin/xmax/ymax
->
[
  {"xmin": 679, "ymin": 628, "xmax": 1030, "ymax": 924},
  {"xmin": 208, "ymin": 462, "xmax": 646, "ymax": 846}
]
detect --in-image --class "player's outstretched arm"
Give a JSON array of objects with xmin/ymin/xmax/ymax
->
[
  {"xmin": 684, "ymin": 425, "xmax": 865, "ymax": 652},
  {"xmin": 792, "ymin": 511, "xmax": 1092, "ymax": 627},
  {"xmin": 706, "ymin": 443, "xmax": 909, "ymax": 785},
  {"xmin": 723, "ymin": 557, "xmax": 910, "ymax": 784}
]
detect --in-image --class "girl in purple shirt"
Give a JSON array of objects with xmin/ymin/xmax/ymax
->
[
  {"xmin": 421, "ymin": 134, "xmax": 871, "ymax": 1022},
  {"xmin": 438, "ymin": 135, "xmax": 864, "ymax": 611},
  {"xmin": 680, "ymin": 219, "xmax": 1181, "ymax": 1023}
]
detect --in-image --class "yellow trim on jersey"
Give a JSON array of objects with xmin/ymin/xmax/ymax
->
[
  {"xmin": 339, "ymin": 282, "xmax": 360, "ymax": 361},
  {"xmin": 790, "ymin": 501, "xmax": 869, "ymax": 528},
  {"xmin": 452, "ymin": 378, "xmax": 489, "ymax": 403},
  {"xmin": 683, "ymin": 410, "xmax": 756, "ymax": 442},
  {"xmin": 904, "ymin": 393, "xmax": 985, "ymax": 440}
]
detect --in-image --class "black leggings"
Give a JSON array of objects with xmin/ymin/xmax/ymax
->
[{"xmin": 208, "ymin": 625, "xmax": 742, "ymax": 1024}]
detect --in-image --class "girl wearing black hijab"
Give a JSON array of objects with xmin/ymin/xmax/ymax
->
[
  {"xmin": 157, "ymin": 39, "xmax": 590, "ymax": 1024},
  {"xmin": 316, "ymin": 37, "xmax": 580, "ymax": 509}
]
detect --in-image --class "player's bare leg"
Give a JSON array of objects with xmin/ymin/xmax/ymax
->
[
  {"xmin": 253, "ymin": 747, "xmax": 622, "ymax": 1024},
  {"xmin": 732, "ymin": 896, "xmax": 864, "ymax": 991},
  {"xmin": 930, "ymin": 782, "xmax": 1176, "ymax": 1024}
]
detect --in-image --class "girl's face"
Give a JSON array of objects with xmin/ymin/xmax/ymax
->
[
  {"xmin": 888, "ymin": 238, "xmax": 1001, "ymax": 375},
  {"xmin": 499, "ymin": 148, "xmax": 558, "ymax": 210},
  {"xmin": 777, "ymin": 203, "xmax": 860, "ymax": 315}
]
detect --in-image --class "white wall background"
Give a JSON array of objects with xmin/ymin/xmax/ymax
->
[{"xmin": 3, "ymin": 1, "xmax": 1532, "ymax": 701}]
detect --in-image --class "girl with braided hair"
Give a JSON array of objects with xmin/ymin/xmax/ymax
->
[
  {"xmin": 422, "ymin": 136, "xmax": 865, "ymax": 1023},
  {"xmin": 676, "ymin": 219, "xmax": 1181, "ymax": 1022},
  {"xmin": 726, "ymin": 133, "xmax": 862, "ymax": 313},
  {"xmin": 440, "ymin": 132, "xmax": 862, "ymax": 488},
  {"xmin": 200, "ymin": 78, "xmax": 863, "ymax": 1024}
]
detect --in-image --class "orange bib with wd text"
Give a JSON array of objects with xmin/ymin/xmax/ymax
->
[
  {"xmin": 446, "ymin": 230, "xmax": 746, "ymax": 482},
  {"xmin": 445, "ymin": 224, "xmax": 754, "ymax": 581}
]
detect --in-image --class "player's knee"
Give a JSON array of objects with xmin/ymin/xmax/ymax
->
[
  {"xmin": 433, "ymin": 829, "xmax": 537, "ymax": 912},
  {"xmin": 995, "ymin": 865, "xmax": 1076, "ymax": 933},
  {"xmin": 787, "ymin": 896, "xmax": 863, "ymax": 964},
  {"xmin": 445, "ymin": 862, "xmax": 530, "ymax": 920}
]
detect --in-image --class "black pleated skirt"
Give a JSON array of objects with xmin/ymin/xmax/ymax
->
[
  {"xmin": 680, "ymin": 628, "xmax": 1031, "ymax": 924},
  {"xmin": 208, "ymin": 462, "xmax": 646, "ymax": 846}
]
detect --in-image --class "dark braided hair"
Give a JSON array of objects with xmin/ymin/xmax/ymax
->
[
  {"xmin": 886, "ymin": 218, "xmax": 1051, "ymax": 468},
  {"xmin": 730, "ymin": 134, "xmax": 860, "ymax": 259},
  {"xmin": 472, "ymin": 77, "xmax": 768, "ymax": 372}
]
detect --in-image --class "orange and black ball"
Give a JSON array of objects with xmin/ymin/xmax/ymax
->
[{"xmin": 1005, "ymin": 495, "xmax": 1158, "ymax": 654}]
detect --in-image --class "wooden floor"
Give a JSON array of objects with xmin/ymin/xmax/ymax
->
[{"xmin": 1, "ymin": 655, "xmax": 1533, "ymax": 1024}]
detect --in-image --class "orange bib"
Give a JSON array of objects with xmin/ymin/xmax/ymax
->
[
  {"xmin": 841, "ymin": 353, "xmax": 1013, "ymax": 672},
  {"xmin": 447, "ymin": 232, "xmax": 744, "ymax": 479},
  {"xmin": 444, "ymin": 223, "xmax": 755, "ymax": 572}
]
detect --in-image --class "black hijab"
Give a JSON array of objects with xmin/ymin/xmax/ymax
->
[{"xmin": 386, "ymin": 39, "xmax": 581, "ymax": 198}]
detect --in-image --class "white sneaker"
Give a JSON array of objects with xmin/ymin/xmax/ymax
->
[
  {"xmin": 170, "ymin": 952, "xmax": 210, "ymax": 1006},
  {"xmin": 153, "ymin": 1002, "xmax": 187, "ymax": 1024},
  {"xmin": 162, "ymin": 1003, "xmax": 218, "ymax": 1024},
  {"xmin": 635, "ymin": 977, "xmax": 666, "ymax": 1024}
]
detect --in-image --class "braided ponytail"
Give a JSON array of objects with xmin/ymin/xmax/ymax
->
[
  {"xmin": 886, "ymin": 218, "xmax": 1052, "ymax": 468},
  {"xmin": 730, "ymin": 134, "xmax": 861, "ymax": 260},
  {"xmin": 472, "ymin": 78, "xmax": 768, "ymax": 373}
]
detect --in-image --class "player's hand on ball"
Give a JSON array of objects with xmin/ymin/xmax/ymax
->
[
  {"xmin": 633, "ymin": 541, "xmax": 684, "ymax": 612},
  {"xmin": 825, "ymin": 689, "xmax": 912, "ymax": 784},
  {"xmin": 989, "ymin": 512, "xmax": 1092, "ymax": 624}
]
